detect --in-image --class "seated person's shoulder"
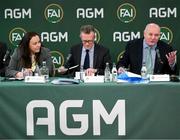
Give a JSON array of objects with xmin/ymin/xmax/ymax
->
[
  {"xmin": 41, "ymin": 47, "xmax": 50, "ymax": 53},
  {"xmin": 95, "ymin": 43, "xmax": 107, "ymax": 49},
  {"xmin": 71, "ymin": 43, "xmax": 82, "ymax": 49},
  {"xmin": 128, "ymin": 38, "xmax": 143, "ymax": 45},
  {"xmin": 0, "ymin": 41, "xmax": 7, "ymax": 49},
  {"xmin": 11, "ymin": 48, "xmax": 20, "ymax": 59},
  {"xmin": 157, "ymin": 40, "xmax": 170, "ymax": 47},
  {"xmin": 157, "ymin": 40, "xmax": 174, "ymax": 53}
]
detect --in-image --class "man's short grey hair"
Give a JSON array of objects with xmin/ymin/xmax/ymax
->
[{"xmin": 80, "ymin": 25, "xmax": 95, "ymax": 34}]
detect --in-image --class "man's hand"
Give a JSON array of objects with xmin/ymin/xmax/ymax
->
[
  {"xmin": 117, "ymin": 67, "xmax": 126, "ymax": 74},
  {"xmin": 58, "ymin": 66, "xmax": 68, "ymax": 74},
  {"xmin": 166, "ymin": 51, "xmax": 177, "ymax": 65},
  {"xmin": 85, "ymin": 68, "xmax": 97, "ymax": 76}
]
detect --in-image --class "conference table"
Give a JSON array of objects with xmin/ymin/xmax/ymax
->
[{"xmin": 0, "ymin": 77, "xmax": 180, "ymax": 139}]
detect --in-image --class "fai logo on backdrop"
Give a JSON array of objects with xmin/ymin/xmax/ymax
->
[
  {"xmin": 9, "ymin": 27, "xmax": 26, "ymax": 47},
  {"xmin": 117, "ymin": 3, "xmax": 136, "ymax": 23},
  {"xmin": 51, "ymin": 51, "xmax": 64, "ymax": 69},
  {"xmin": 160, "ymin": 27, "xmax": 173, "ymax": 44},
  {"xmin": 117, "ymin": 51, "xmax": 125, "ymax": 62},
  {"xmin": 94, "ymin": 28, "xmax": 100, "ymax": 43},
  {"xmin": 44, "ymin": 4, "xmax": 63, "ymax": 23}
]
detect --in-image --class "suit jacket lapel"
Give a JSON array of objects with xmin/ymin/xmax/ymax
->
[
  {"xmin": 137, "ymin": 40, "xmax": 143, "ymax": 69},
  {"xmin": 77, "ymin": 45, "xmax": 82, "ymax": 66},
  {"xmin": 93, "ymin": 44, "xmax": 98, "ymax": 68},
  {"xmin": 154, "ymin": 45, "xmax": 162, "ymax": 74}
]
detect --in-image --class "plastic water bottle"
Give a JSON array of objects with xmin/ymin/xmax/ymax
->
[
  {"xmin": 141, "ymin": 62, "xmax": 147, "ymax": 79},
  {"xmin": 34, "ymin": 64, "xmax": 41, "ymax": 76},
  {"xmin": 80, "ymin": 65, "xmax": 85, "ymax": 82},
  {"xmin": 40, "ymin": 61, "xmax": 49, "ymax": 81},
  {"xmin": 111, "ymin": 63, "xmax": 117, "ymax": 82},
  {"xmin": 104, "ymin": 62, "xmax": 111, "ymax": 82}
]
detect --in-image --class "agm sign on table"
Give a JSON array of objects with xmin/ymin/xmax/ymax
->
[{"xmin": 26, "ymin": 100, "xmax": 126, "ymax": 136}]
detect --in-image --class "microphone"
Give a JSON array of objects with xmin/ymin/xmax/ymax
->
[
  {"xmin": 1, "ymin": 49, "xmax": 11, "ymax": 79},
  {"xmin": 156, "ymin": 48, "xmax": 163, "ymax": 64},
  {"xmin": 57, "ymin": 54, "xmax": 72, "ymax": 73},
  {"xmin": 66, "ymin": 54, "xmax": 72, "ymax": 63},
  {"xmin": 3, "ymin": 49, "xmax": 11, "ymax": 64},
  {"xmin": 66, "ymin": 54, "xmax": 79, "ymax": 70},
  {"xmin": 66, "ymin": 53, "xmax": 72, "ymax": 61},
  {"xmin": 65, "ymin": 53, "xmax": 72, "ymax": 69}
]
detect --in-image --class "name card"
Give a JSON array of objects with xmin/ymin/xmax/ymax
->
[
  {"xmin": 149, "ymin": 74, "xmax": 170, "ymax": 82},
  {"xmin": 25, "ymin": 76, "xmax": 46, "ymax": 83},
  {"xmin": 84, "ymin": 76, "xmax": 104, "ymax": 83}
]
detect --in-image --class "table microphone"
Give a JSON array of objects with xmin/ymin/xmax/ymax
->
[
  {"xmin": 66, "ymin": 53, "xmax": 72, "ymax": 62},
  {"xmin": 56, "ymin": 54, "xmax": 73, "ymax": 75},
  {"xmin": 3, "ymin": 49, "xmax": 11, "ymax": 63},
  {"xmin": 66, "ymin": 53, "xmax": 72, "ymax": 70},
  {"xmin": 156, "ymin": 48, "xmax": 163, "ymax": 64}
]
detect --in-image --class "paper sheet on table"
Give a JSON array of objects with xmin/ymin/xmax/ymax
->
[
  {"xmin": 126, "ymin": 71, "xmax": 141, "ymax": 78},
  {"xmin": 51, "ymin": 78, "xmax": 80, "ymax": 85},
  {"xmin": 117, "ymin": 71, "xmax": 144, "ymax": 83}
]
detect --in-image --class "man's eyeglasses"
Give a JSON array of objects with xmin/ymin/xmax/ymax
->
[{"xmin": 82, "ymin": 40, "xmax": 94, "ymax": 43}]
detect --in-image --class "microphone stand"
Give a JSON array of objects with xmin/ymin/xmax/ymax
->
[
  {"xmin": 65, "ymin": 54, "xmax": 72, "ymax": 78},
  {"xmin": 1, "ymin": 49, "xmax": 11, "ymax": 79}
]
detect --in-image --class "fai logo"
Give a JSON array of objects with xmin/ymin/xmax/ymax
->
[
  {"xmin": 117, "ymin": 51, "xmax": 125, "ymax": 62},
  {"xmin": 94, "ymin": 28, "xmax": 100, "ymax": 43},
  {"xmin": 51, "ymin": 51, "xmax": 64, "ymax": 69},
  {"xmin": 9, "ymin": 27, "xmax": 26, "ymax": 47},
  {"xmin": 160, "ymin": 27, "xmax": 173, "ymax": 44},
  {"xmin": 44, "ymin": 3, "xmax": 64, "ymax": 23},
  {"xmin": 117, "ymin": 3, "xmax": 136, "ymax": 23}
]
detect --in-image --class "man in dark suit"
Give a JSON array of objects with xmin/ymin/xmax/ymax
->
[
  {"xmin": 59, "ymin": 24, "xmax": 112, "ymax": 76},
  {"xmin": 117, "ymin": 23, "xmax": 177, "ymax": 75},
  {"xmin": 0, "ymin": 42, "xmax": 9, "ymax": 77}
]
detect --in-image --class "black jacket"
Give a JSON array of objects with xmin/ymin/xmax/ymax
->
[
  {"xmin": 117, "ymin": 38, "xmax": 177, "ymax": 75},
  {"xmin": 65, "ymin": 43, "xmax": 112, "ymax": 75}
]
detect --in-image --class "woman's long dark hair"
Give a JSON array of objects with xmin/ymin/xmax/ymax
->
[{"xmin": 19, "ymin": 32, "xmax": 41, "ymax": 68}]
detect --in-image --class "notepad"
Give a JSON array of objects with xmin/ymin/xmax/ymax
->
[{"xmin": 51, "ymin": 78, "xmax": 80, "ymax": 85}]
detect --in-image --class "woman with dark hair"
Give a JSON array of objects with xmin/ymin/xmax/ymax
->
[{"xmin": 6, "ymin": 32, "xmax": 54, "ymax": 78}]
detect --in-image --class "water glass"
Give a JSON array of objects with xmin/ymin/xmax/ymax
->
[{"xmin": 22, "ymin": 68, "xmax": 32, "ymax": 78}]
